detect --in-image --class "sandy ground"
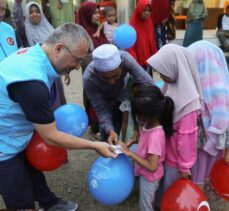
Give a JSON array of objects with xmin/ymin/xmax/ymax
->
[{"xmin": 0, "ymin": 70, "xmax": 229, "ymax": 210}]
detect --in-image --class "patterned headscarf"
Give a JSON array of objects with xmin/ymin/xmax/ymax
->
[{"xmin": 188, "ymin": 40, "xmax": 229, "ymax": 155}]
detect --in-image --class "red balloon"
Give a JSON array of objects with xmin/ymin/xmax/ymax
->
[
  {"xmin": 211, "ymin": 158, "xmax": 229, "ymax": 201},
  {"xmin": 26, "ymin": 132, "xmax": 67, "ymax": 171},
  {"xmin": 161, "ymin": 179, "xmax": 210, "ymax": 211}
]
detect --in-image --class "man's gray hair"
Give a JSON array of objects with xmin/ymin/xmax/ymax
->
[{"xmin": 45, "ymin": 23, "xmax": 93, "ymax": 51}]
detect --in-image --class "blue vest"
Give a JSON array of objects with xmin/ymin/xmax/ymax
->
[
  {"xmin": 0, "ymin": 22, "xmax": 18, "ymax": 62},
  {"xmin": 0, "ymin": 44, "xmax": 59, "ymax": 161}
]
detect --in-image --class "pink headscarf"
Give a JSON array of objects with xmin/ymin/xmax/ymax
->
[{"xmin": 147, "ymin": 44, "xmax": 203, "ymax": 122}]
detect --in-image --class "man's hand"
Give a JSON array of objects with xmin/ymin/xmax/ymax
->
[
  {"xmin": 94, "ymin": 142, "xmax": 117, "ymax": 158},
  {"xmin": 107, "ymin": 130, "xmax": 118, "ymax": 145},
  {"xmin": 93, "ymin": 31, "xmax": 100, "ymax": 38}
]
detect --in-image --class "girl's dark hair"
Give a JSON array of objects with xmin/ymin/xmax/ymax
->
[
  {"xmin": 103, "ymin": 6, "xmax": 116, "ymax": 16},
  {"xmin": 131, "ymin": 85, "xmax": 174, "ymax": 137}
]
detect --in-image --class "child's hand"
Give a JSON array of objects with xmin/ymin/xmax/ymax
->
[
  {"xmin": 180, "ymin": 171, "xmax": 191, "ymax": 179},
  {"xmin": 119, "ymin": 142, "xmax": 131, "ymax": 156},
  {"xmin": 126, "ymin": 139, "xmax": 137, "ymax": 148},
  {"xmin": 93, "ymin": 31, "xmax": 100, "ymax": 38},
  {"xmin": 224, "ymin": 147, "xmax": 229, "ymax": 165}
]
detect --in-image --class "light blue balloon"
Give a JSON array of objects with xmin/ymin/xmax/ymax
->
[
  {"xmin": 54, "ymin": 104, "xmax": 88, "ymax": 137},
  {"xmin": 114, "ymin": 24, "xmax": 137, "ymax": 50},
  {"xmin": 88, "ymin": 153, "xmax": 135, "ymax": 205}
]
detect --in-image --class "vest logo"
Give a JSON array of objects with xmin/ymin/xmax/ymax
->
[
  {"xmin": 7, "ymin": 37, "xmax": 14, "ymax": 46},
  {"xmin": 17, "ymin": 48, "xmax": 28, "ymax": 55}
]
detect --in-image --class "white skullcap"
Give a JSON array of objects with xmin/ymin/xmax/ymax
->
[{"xmin": 92, "ymin": 44, "xmax": 121, "ymax": 72}]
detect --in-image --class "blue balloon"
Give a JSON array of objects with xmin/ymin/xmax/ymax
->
[
  {"xmin": 155, "ymin": 80, "xmax": 164, "ymax": 90},
  {"xmin": 114, "ymin": 24, "xmax": 137, "ymax": 50},
  {"xmin": 54, "ymin": 104, "xmax": 88, "ymax": 137},
  {"xmin": 88, "ymin": 153, "xmax": 135, "ymax": 205}
]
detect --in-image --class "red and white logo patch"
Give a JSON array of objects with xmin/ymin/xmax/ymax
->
[{"xmin": 7, "ymin": 37, "xmax": 14, "ymax": 46}]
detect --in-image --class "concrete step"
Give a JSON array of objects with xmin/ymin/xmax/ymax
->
[{"xmin": 170, "ymin": 29, "xmax": 220, "ymax": 46}]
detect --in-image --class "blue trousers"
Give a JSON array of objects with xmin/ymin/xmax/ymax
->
[{"xmin": 0, "ymin": 152, "xmax": 58, "ymax": 209}]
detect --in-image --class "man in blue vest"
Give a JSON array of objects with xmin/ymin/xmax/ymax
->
[
  {"xmin": 0, "ymin": 23, "xmax": 117, "ymax": 210},
  {"xmin": 0, "ymin": 0, "xmax": 18, "ymax": 61}
]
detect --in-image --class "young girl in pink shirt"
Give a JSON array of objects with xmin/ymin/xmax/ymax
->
[
  {"xmin": 147, "ymin": 44, "xmax": 203, "ymax": 205},
  {"xmin": 121, "ymin": 85, "xmax": 174, "ymax": 211},
  {"xmin": 93, "ymin": 6, "xmax": 118, "ymax": 43}
]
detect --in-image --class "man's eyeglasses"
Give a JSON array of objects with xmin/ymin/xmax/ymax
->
[{"xmin": 63, "ymin": 45, "xmax": 84, "ymax": 65}]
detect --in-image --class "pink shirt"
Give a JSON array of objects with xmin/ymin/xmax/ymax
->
[
  {"xmin": 165, "ymin": 111, "xmax": 198, "ymax": 173},
  {"xmin": 103, "ymin": 21, "xmax": 118, "ymax": 43},
  {"xmin": 135, "ymin": 126, "xmax": 166, "ymax": 182}
]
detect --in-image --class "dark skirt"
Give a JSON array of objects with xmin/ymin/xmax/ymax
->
[
  {"xmin": 183, "ymin": 19, "xmax": 203, "ymax": 47},
  {"xmin": 154, "ymin": 24, "xmax": 168, "ymax": 50}
]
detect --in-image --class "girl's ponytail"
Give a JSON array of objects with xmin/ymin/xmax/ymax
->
[{"xmin": 160, "ymin": 96, "xmax": 174, "ymax": 137}]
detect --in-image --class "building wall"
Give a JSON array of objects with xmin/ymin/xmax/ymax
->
[
  {"xmin": 49, "ymin": 0, "xmax": 74, "ymax": 28},
  {"xmin": 176, "ymin": 0, "xmax": 225, "ymax": 12}
]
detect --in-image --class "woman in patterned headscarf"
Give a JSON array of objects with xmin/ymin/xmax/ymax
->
[{"xmin": 188, "ymin": 40, "xmax": 229, "ymax": 192}]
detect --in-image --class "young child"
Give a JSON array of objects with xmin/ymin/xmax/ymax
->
[
  {"xmin": 93, "ymin": 6, "xmax": 118, "ymax": 43},
  {"xmin": 121, "ymin": 85, "xmax": 174, "ymax": 211},
  {"xmin": 128, "ymin": 0, "xmax": 157, "ymax": 76},
  {"xmin": 147, "ymin": 44, "xmax": 203, "ymax": 206}
]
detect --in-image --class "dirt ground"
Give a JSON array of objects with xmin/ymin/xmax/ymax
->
[{"xmin": 0, "ymin": 70, "xmax": 229, "ymax": 210}]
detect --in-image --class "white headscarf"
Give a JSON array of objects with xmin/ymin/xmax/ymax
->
[
  {"xmin": 147, "ymin": 44, "xmax": 203, "ymax": 122},
  {"xmin": 25, "ymin": 1, "xmax": 54, "ymax": 46}
]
